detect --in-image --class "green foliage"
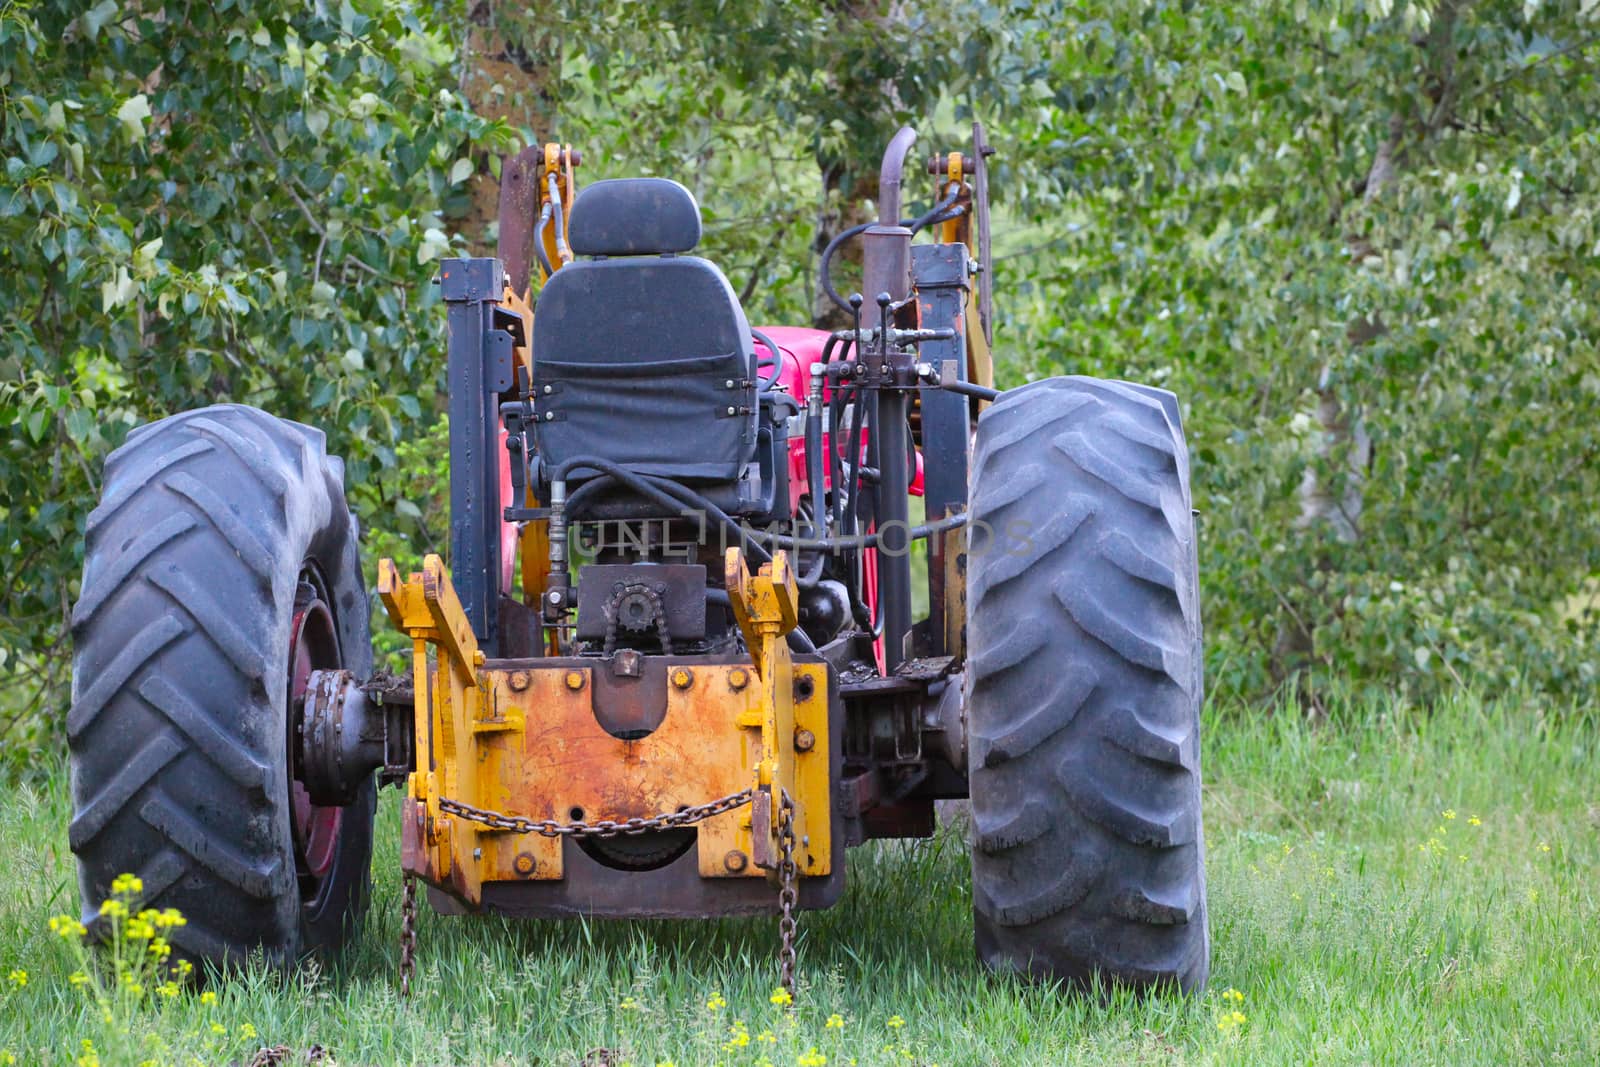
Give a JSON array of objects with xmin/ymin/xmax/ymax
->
[
  {"xmin": 0, "ymin": 0, "xmax": 494, "ymax": 736},
  {"xmin": 4, "ymin": 0, "xmax": 1600, "ymax": 760},
  {"xmin": 991, "ymin": 0, "xmax": 1600, "ymax": 703}
]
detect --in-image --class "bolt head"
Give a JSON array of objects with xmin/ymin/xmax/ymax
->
[
  {"xmin": 794, "ymin": 728, "xmax": 816, "ymax": 753},
  {"xmin": 513, "ymin": 852, "xmax": 537, "ymax": 876},
  {"xmin": 564, "ymin": 670, "xmax": 586, "ymax": 692},
  {"xmin": 472, "ymin": 847, "xmax": 482, "ymax": 860},
  {"xmin": 671, "ymin": 667, "xmax": 694, "ymax": 690},
  {"xmin": 728, "ymin": 667, "xmax": 750, "ymax": 692},
  {"xmin": 723, "ymin": 849, "xmax": 749, "ymax": 873}
]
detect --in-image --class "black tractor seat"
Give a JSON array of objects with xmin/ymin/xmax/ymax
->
[{"xmin": 531, "ymin": 178, "xmax": 763, "ymax": 511}]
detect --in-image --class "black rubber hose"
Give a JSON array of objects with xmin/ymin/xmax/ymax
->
[
  {"xmin": 933, "ymin": 378, "xmax": 1001, "ymax": 402},
  {"xmin": 818, "ymin": 190, "xmax": 965, "ymax": 313},
  {"xmin": 746, "ymin": 512, "xmax": 966, "ymax": 553},
  {"xmin": 550, "ymin": 455, "xmax": 772, "ymax": 565}
]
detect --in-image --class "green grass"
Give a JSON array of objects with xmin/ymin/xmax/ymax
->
[{"xmin": 0, "ymin": 692, "xmax": 1596, "ymax": 1066}]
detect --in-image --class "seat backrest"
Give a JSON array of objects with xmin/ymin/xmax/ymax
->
[{"xmin": 531, "ymin": 178, "xmax": 757, "ymax": 485}]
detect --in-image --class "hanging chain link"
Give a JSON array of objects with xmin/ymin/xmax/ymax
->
[
  {"xmin": 399, "ymin": 873, "xmax": 417, "ymax": 999},
  {"xmin": 438, "ymin": 787, "xmax": 753, "ymax": 839},
  {"xmin": 777, "ymin": 788, "xmax": 799, "ymax": 996},
  {"xmin": 400, "ymin": 787, "xmax": 803, "ymax": 996}
]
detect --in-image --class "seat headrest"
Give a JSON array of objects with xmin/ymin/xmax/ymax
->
[{"xmin": 567, "ymin": 178, "xmax": 702, "ymax": 256}]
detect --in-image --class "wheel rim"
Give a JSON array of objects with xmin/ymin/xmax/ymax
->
[{"xmin": 287, "ymin": 572, "xmax": 345, "ymax": 908}]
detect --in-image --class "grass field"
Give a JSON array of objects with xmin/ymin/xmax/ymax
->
[{"xmin": 0, "ymin": 691, "xmax": 1595, "ymax": 1066}]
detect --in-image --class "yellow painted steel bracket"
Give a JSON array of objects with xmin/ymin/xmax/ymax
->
[{"xmin": 378, "ymin": 550, "xmax": 830, "ymax": 907}]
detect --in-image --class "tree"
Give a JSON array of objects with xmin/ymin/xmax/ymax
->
[{"xmin": 0, "ymin": 0, "xmax": 500, "ymax": 760}]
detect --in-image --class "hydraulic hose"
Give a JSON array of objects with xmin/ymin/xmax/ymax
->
[
  {"xmin": 532, "ymin": 201, "xmax": 555, "ymax": 278},
  {"xmin": 817, "ymin": 189, "xmax": 965, "ymax": 313},
  {"xmin": 746, "ymin": 512, "xmax": 967, "ymax": 554}
]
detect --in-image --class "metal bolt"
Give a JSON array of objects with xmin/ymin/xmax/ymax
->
[
  {"xmin": 513, "ymin": 852, "xmax": 536, "ymax": 876},
  {"xmin": 549, "ymin": 589, "xmax": 563, "ymax": 604},
  {"xmin": 472, "ymin": 650, "xmax": 486, "ymax": 667},
  {"xmin": 543, "ymin": 384, "xmax": 553, "ymax": 395},
  {"xmin": 725, "ymin": 379, "xmax": 735, "ymax": 388},
  {"xmin": 509, "ymin": 670, "xmax": 531, "ymax": 692},
  {"xmin": 723, "ymin": 849, "xmax": 748, "ymax": 873},
  {"xmin": 564, "ymin": 670, "xmax": 586, "ymax": 692},
  {"xmin": 728, "ymin": 667, "xmax": 749, "ymax": 692},
  {"xmin": 794, "ymin": 728, "xmax": 816, "ymax": 753},
  {"xmin": 727, "ymin": 406, "xmax": 737, "ymax": 416},
  {"xmin": 671, "ymin": 667, "xmax": 695, "ymax": 690},
  {"xmin": 545, "ymin": 411, "xmax": 556, "ymax": 421},
  {"xmin": 472, "ymin": 847, "xmax": 482, "ymax": 860}
]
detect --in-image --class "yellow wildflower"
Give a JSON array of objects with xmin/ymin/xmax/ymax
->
[
  {"xmin": 769, "ymin": 987, "xmax": 793, "ymax": 1006},
  {"xmin": 1538, "ymin": 842, "xmax": 1551, "ymax": 853},
  {"xmin": 239, "ymin": 1023, "xmax": 257, "ymax": 1040},
  {"xmin": 798, "ymin": 1049, "xmax": 827, "ymax": 1067},
  {"xmin": 619, "ymin": 996, "xmax": 639, "ymax": 1011},
  {"xmin": 210, "ymin": 1023, "xmax": 226, "ymax": 1036},
  {"xmin": 200, "ymin": 990, "xmax": 218, "ymax": 1006},
  {"xmin": 705, "ymin": 991, "xmax": 727, "ymax": 1012},
  {"xmin": 757, "ymin": 1030, "xmax": 776, "ymax": 1044},
  {"xmin": 1442, "ymin": 809, "xmax": 1456, "ymax": 820},
  {"xmin": 724, "ymin": 1031, "xmax": 751, "ymax": 1050},
  {"xmin": 886, "ymin": 1015, "xmax": 905, "ymax": 1029},
  {"xmin": 69, "ymin": 971, "xmax": 90, "ymax": 987},
  {"xmin": 50, "ymin": 915, "xmax": 88, "ymax": 939},
  {"xmin": 6, "ymin": 970, "xmax": 26, "ymax": 988},
  {"xmin": 99, "ymin": 899, "xmax": 128, "ymax": 921},
  {"xmin": 125, "ymin": 917, "xmax": 155, "ymax": 941},
  {"xmin": 1, "ymin": 1050, "xmax": 15, "ymax": 1065},
  {"xmin": 1221, "ymin": 988, "xmax": 1244, "ymax": 1003},
  {"xmin": 156, "ymin": 982, "xmax": 180, "ymax": 999},
  {"xmin": 1468, "ymin": 815, "xmax": 1482, "ymax": 826},
  {"xmin": 111, "ymin": 874, "xmax": 144, "ymax": 896},
  {"xmin": 155, "ymin": 908, "xmax": 186, "ymax": 929},
  {"xmin": 825, "ymin": 1013, "xmax": 845, "ymax": 1029}
]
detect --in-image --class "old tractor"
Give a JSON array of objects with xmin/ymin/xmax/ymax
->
[{"xmin": 67, "ymin": 124, "xmax": 1209, "ymax": 993}]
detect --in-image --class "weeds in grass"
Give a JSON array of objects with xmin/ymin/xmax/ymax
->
[{"xmin": 0, "ymin": 691, "xmax": 1595, "ymax": 1064}]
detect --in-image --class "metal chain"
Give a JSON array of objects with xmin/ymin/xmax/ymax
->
[
  {"xmin": 438, "ymin": 787, "xmax": 753, "ymax": 839},
  {"xmin": 413, "ymin": 787, "xmax": 802, "ymax": 996},
  {"xmin": 399, "ymin": 873, "xmax": 417, "ymax": 999},
  {"xmin": 777, "ymin": 789, "xmax": 799, "ymax": 996}
]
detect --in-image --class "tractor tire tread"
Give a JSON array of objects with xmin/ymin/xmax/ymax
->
[
  {"xmin": 69, "ymin": 404, "xmax": 372, "ymax": 967},
  {"xmin": 967, "ymin": 375, "xmax": 1209, "ymax": 993}
]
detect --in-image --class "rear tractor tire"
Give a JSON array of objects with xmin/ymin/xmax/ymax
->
[
  {"xmin": 965, "ymin": 376, "xmax": 1209, "ymax": 993},
  {"xmin": 68, "ymin": 404, "xmax": 375, "ymax": 967}
]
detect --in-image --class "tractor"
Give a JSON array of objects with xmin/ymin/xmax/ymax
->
[{"xmin": 67, "ymin": 123, "xmax": 1209, "ymax": 994}]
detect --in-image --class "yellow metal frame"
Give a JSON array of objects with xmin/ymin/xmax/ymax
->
[{"xmin": 378, "ymin": 549, "xmax": 829, "ymax": 907}]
